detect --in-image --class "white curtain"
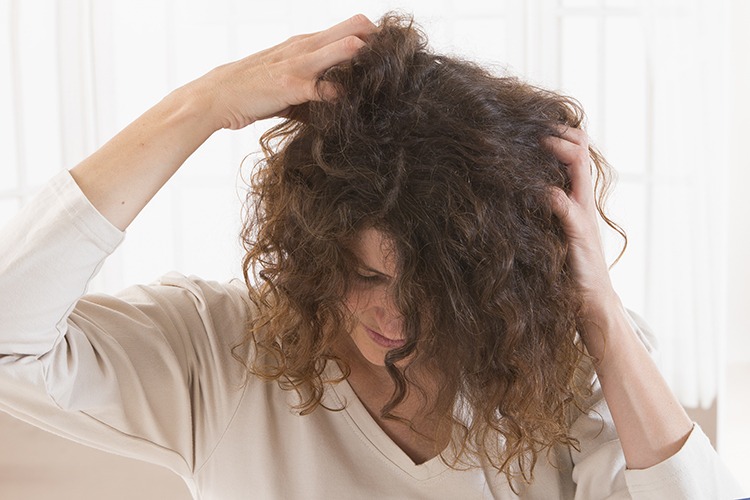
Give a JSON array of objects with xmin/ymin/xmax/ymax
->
[
  {"xmin": 0, "ymin": 0, "xmax": 111, "ymax": 241},
  {"xmin": 642, "ymin": 0, "xmax": 729, "ymax": 409},
  {"xmin": 529, "ymin": 0, "xmax": 729, "ymax": 410}
]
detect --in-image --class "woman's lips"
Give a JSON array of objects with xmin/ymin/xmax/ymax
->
[{"xmin": 363, "ymin": 325, "xmax": 406, "ymax": 349}]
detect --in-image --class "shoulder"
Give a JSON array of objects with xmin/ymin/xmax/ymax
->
[
  {"xmin": 105, "ymin": 271, "xmax": 255, "ymax": 326},
  {"xmin": 74, "ymin": 272, "xmax": 258, "ymax": 381},
  {"xmin": 150, "ymin": 271, "xmax": 255, "ymax": 319}
]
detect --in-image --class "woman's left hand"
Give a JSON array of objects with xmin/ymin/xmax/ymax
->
[
  {"xmin": 543, "ymin": 127, "xmax": 694, "ymax": 470},
  {"xmin": 542, "ymin": 126, "xmax": 619, "ymax": 319}
]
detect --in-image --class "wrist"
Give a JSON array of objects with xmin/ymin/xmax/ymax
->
[
  {"xmin": 166, "ymin": 82, "xmax": 226, "ymax": 135},
  {"xmin": 580, "ymin": 287, "xmax": 622, "ymax": 324},
  {"xmin": 578, "ymin": 293, "xmax": 631, "ymax": 363}
]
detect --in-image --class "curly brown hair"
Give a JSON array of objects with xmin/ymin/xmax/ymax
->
[{"xmin": 233, "ymin": 12, "xmax": 624, "ymax": 485}]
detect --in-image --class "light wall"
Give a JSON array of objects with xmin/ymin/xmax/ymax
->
[
  {"xmin": 722, "ymin": 0, "xmax": 750, "ymax": 488},
  {"xmin": 728, "ymin": 0, "xmax": 750, "ymax": 364}
]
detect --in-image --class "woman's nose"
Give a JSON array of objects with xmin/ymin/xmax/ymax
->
[{"xmin": 375, "ymin": 305, "xmax": 404, "ymax": 338}]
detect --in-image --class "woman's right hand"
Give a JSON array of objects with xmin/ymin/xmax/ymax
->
[
  {"xmin": 182, "ymin": 14, "xmax": 377, "ymax": 131},
  {"xmin": 68, "ymin": 14, "xmax": 375, "ymax": 232}
]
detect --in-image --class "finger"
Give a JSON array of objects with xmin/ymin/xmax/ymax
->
[
  {"xmin": 297, "ymin": 14, "xmax": 377, "ymax": 55},
  {"xmin": 542, "ymin": 134, "xmax": 594, "ymax": 205},
  {"xmin": 547, "ymin": 185, "xmax": 573, "ymax": 224},
  {"xmin": 553, "ymin": 124, "xmax": 589, "ymax": 148},
  {"xmin": 542, "ymin": 134, "xmax": 588, "ymax": 168},
  {"xmin": 299, "ymin": 34, "xmax": 368, "ymax": 78},
  {"xmin": 315, "ymin": 80, "xmax": 341, "ymax": 102},
  {"xmin": 261, "ymin": 34, "xmax": 365, "ymax": 106}
]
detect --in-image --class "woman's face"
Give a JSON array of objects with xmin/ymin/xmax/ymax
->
[{"xmin": 344, "ymin": 228, "xmax": 405, "ymax": 366}]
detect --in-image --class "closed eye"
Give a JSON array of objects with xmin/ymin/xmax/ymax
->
[
  {"xmin": 355, "ymin": 271, "xmax": 384, "ymax": 283},
  {"xmin": 354, "ymin": 266, "xmax": 391, "ymax": 284}
]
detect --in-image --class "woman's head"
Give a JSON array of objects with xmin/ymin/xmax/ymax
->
[{"xmin": 235, "ymin": 12, "xmax": 621, "ymax": 481}]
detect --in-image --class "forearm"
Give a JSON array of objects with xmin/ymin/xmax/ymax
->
[
  {"xmin": 581, "ymin": 296, "xmax": 693, "ymax": 470},
  {"xmin": 67, "ymin": 14, "xmax": 376, "ymax": 233},
  {"xmin": 69, "ymin": 87, "xmax": 218, "ymax": 231}
]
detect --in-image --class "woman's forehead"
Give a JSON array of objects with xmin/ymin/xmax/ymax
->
[{"xmin": 352, "ymin": 228, "xmax": 397, "ymax": 276}]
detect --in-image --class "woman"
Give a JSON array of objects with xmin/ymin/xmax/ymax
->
[{"xmin": 0, "ymin": 12, "xmax": 742, "ymax": 499}]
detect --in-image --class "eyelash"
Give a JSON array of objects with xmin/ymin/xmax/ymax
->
[{"xmin": 355, "ymin": 271, "xmax": 382, "ymax": 283}]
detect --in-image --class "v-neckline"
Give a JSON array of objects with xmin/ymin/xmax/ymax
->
[{"xmin": 324, "ymin": 360, "xmax": 452, "ymax": 480}]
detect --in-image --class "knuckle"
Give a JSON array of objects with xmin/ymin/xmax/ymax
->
[
  {"xmin": 349, "ymin": 13, "xmax": 372, "ymax": 28},
  {"xmin": 341, "ymin": 35, "xmax": 365, "ymax": 53},
  {"xmin": 285, "ymin": 33, "xmax": 308, "ymax": 45},
  {"xmin": 576, "ymin": 150, "xmax": 590, "ymax": 165},
  {"xmin": 573, "ymin": 127, "xmax": 590, "ymax": 145}
]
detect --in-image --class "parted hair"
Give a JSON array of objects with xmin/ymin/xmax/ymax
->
[{"xmin": 233, "ymin": 12, "xmax": 624, "ymax": 485}]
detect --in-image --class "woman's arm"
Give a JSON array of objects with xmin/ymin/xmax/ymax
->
[
  {"xmin": 578, "ymin": 297, "xmax": 693, "ymax": 469},
  {"xmin": 70, "ymin": 14, "xmax": 377, "ymax": 231},
  {"xmin": 543, "ymin": 127, "xmax": 693, "ymax": 470},
  {"xmin": 0, "ymin": 14, "xmax": 378, "ymax": 479}
]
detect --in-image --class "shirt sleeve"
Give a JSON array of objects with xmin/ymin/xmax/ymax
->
[
  {"xmin": 0, "ymin": 170, "xmax": 254, "ymax": 479},
  {"xmin": 568, "ymin": 311, "xmax": 746, "ymax": 500}
]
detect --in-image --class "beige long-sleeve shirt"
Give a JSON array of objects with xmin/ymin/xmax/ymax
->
[{"xmin": 0, "ymin": 170, "xmax": 745, "ymax": 499}]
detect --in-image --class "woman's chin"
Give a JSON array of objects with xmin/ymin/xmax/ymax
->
[{"xmin": 354, "ymin": 342, "xmax": 388, "ymax": 367}]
